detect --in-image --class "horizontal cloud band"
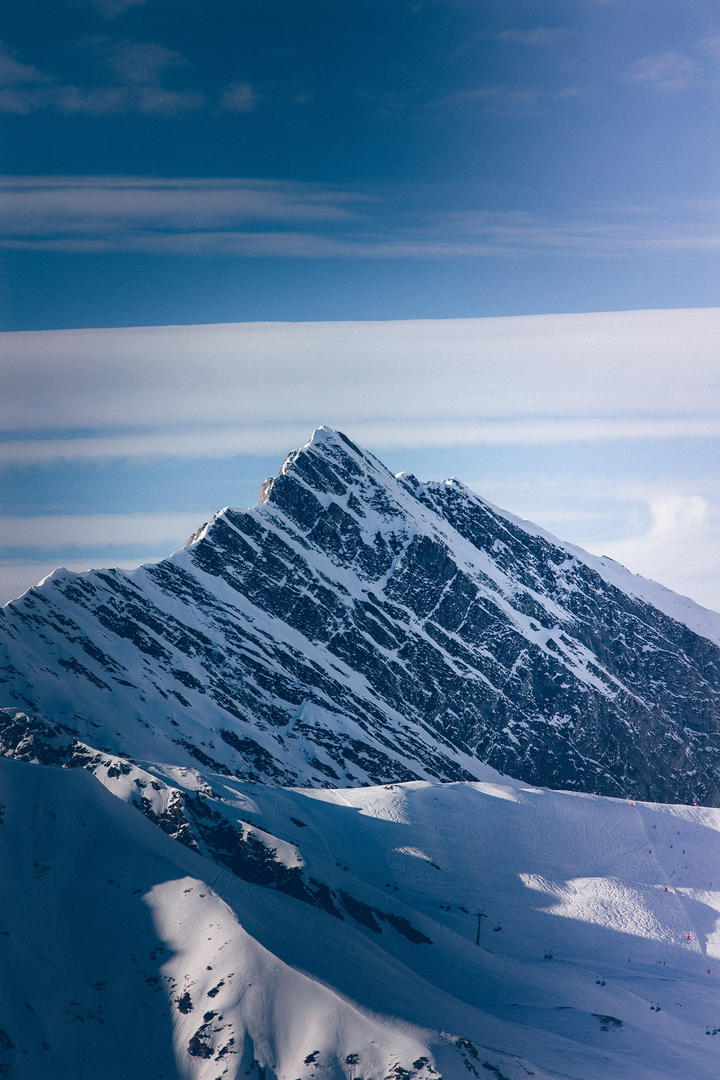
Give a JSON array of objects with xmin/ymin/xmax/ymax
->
[
  {"xmin": 2, "ymin": 310, "xmax": 719, "ymax": 448},
  {"xmin": 1, "ymin": 417, "xmax": 720, "ymax": 467},
  {"xmin": 4, "ymin": 177, "xmax": 720, "ymax": 258}
]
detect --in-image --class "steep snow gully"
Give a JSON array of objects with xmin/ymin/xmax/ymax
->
[{"xmin": 2, "ymin": 427, "xmax": 720, "ymax": 1080}]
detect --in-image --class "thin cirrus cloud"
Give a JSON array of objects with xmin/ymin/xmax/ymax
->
[
  {"xmin": 621, "ymin": 33, "xmax": 720, "ymax": 94},
  {"xmin": 0, "ymin": 512, "xmax": 207, "ymax": 549},
  {"xmin": 0, "ymin": 176, "xmax": 362, "ymax": 235},
  {"xmin": 0, "ymin": 37, "xmax": 255, "ymax": 116},
  {"xmin": 497, "ymin": 27, "xmax": 571, "ymax": 46},
  {"xmin": 2, "ymin": 419, "xmax": 720, "ymax": 470},
  {"xmin": 623, "ymin": 51, "xmax": 700, "ymax": 92},
  {"xmin": 3, "ymin": 177, "xmax": 720, "ymax": 259},
  {"xmin": 452, "ymin": 84, "xmax": 541, "ymax": 110},
  {"xmin": 220, "ymin": 82, "xmax": 259, "ymax": 113},
  {"xmin": 617, "ymin": 32, "xmax": 720, "ymax": 95},
  {"xmin": 0, "ymin": 84, "xmax": 204, "ymax": 116},
  {"xmin": 96, "ymin": 37, "xmax": 191, "ymax": 88},
  {"xmin": 447, "ymin": 81, "xmax": 586, "ymax": 115}
]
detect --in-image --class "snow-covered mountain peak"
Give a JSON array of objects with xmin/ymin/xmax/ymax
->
[
  {"xmin": 2, "ymin": 429, "xmax": 720, "ymax": 803},
  {"xmin": 274, "ymin": 424, "xmax": 398, "ymax": 502},
  {"xmin": 307, "ymin": 423, "xmax": 353, "ymax": 449}
]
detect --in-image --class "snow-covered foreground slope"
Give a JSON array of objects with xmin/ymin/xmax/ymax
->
[
  {"xmin": 3, "ymin": 746, "xmax": 720, "ymax": 1080},
  {"xmin": 2, "ymin": 426, "xmax": 720, "ymax": 804}
]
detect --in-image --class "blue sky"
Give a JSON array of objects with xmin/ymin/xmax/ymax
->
[
  {"xmin": 1, "ymin": 1, "xmax": 720, "ymax": 611},
  {"xmin": 2, "ymin": 0, "xmax": 720, "ymax": 327}
]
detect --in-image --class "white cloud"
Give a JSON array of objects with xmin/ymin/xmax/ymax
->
[
  {"xmin": 586, "ymin": 495, "xmax": 720, "ymax": 612},
  {"xmin": 1, "ymin": 308, "xmax": 719, "ymax": 441},
  {"xmin": 103, "ymin": 39, "xmax": 183, "ymax": 84},
  {"xmin": 623, "ymin": 52, "xmax": 700, "ymax": 92},
  {"xmin": 220, "ymin": 82, "xmax": 259, "ymax": 113},
  {"xmin": 134, "ymin": 86, "xmax": 205, "ymax": 114},
  {"xmin": 435, "ymin": 208, "xmax": 720, "ymax": 257}
]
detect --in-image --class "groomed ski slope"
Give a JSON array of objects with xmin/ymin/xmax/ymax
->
[{"xmin": 3, "ymin": 751, "xmax": 720, "ymax": 1080}]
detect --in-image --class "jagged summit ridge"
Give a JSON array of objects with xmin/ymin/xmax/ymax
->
[{"xmin": 1, "ymin": 427, "xmax": 720, "ymax": 802}]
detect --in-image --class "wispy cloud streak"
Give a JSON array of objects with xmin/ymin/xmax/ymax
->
[
  {"xmin": 0, "ymin": 38, "xmax": 255, "ymax": 116},
  {"xmin": 0, "ymin": 176, "xmax": 362, "ymax": 236},
  {"xmin": 0, "ymin": 512, "xmax": 206, "ymax": 547},
  {"xmin": 2, "ymin": 418, "xmax": 720, "ymax": 468},
  {"xmin": 497, "ymin": 27, "xmax": 571, "ymax": 46},
  {"xmin": 4, "ymin": 177, "xmax": 720, "ymax": 258},
  {"xmin": 623, "ymin": 51, "xmax": 700, "ymax": 92}
]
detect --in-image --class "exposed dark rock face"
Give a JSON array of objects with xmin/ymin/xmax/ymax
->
[{"xmin": 1, "ymin": 426, "xmax": 719, "ymax": 802}]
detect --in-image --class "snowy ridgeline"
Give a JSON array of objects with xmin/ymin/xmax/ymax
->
[{"xmin": 2, "ymin": 744, "xmax": 720, "ymax": 1080}]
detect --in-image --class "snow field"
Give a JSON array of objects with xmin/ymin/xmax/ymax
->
[{"xmin": 4, "ymin": 750, "xmax": 720, "ymax": 1078}]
